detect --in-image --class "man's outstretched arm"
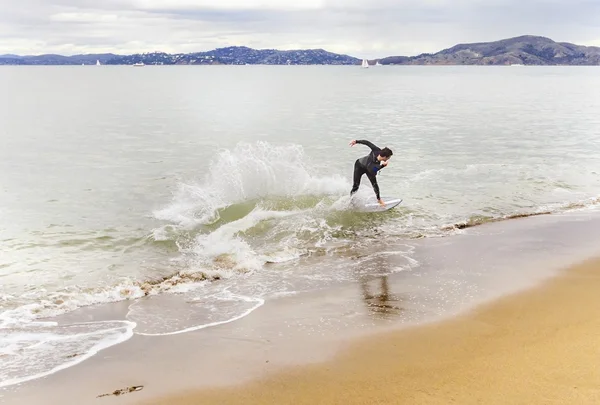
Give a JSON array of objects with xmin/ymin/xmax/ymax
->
[{"xmin": 349, "ymin": 139, "xmax": 380, "ymax": 151}]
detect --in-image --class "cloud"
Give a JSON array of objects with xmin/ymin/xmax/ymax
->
[
  {"xmin": 0, "ymin": 0, "xmax": 599, "ymax": 57},
  {"xmin": 131, "ymin": 0, "xmax": 324, "ymax": 10}
]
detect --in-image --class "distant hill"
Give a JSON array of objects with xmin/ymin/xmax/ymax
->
[
  {"xmin": 107, "ymin": 46, "xmax": 358, "ymax": 65},
  {"xmin": 0, "ymin": 53, "xmax": 118, "ymax": 65},
  {"xmin": 378, "ymin": 35, "xmax": 600, "ymax": 65},
  {"xmin": 1, "ymin": 36, "xmax": 598, "ymax": 66},
  {"xmin": 0, "ymin": 47, "xmax": 358, "ymax": 66}
]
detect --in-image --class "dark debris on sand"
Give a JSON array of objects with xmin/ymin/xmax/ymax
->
[{"xmin": 97, "ymin": 385, "xmax": 144, "ymax": 398}]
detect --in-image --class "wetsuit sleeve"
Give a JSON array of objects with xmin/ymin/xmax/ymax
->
[
  {"xmin": 355, "ymin": 140, "xmax": 380, "ymax": 151},
  {"xmin": 366, "ymin": 173, "xmax": 380, "ymax": 200}
]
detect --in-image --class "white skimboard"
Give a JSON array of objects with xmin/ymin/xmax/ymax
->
[{"xmin": 353, "ymin": 196, "xmax": 403, "ymax": 212}]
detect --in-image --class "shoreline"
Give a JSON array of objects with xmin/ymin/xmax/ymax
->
[
  {"xmin": 147, "ymin": 255, "xmax": 600, "ymax": 405},
  {"xmin": 4, "ymin": 210, "xmax": 600, "ymax": 404}
]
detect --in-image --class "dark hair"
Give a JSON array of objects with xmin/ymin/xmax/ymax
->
[{"xmin": 380, "ymin": 147, "xmax": 393, "ymax": 158}]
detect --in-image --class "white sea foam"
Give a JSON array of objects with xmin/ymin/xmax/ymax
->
[
  {"xmin": 0, "ymin": 320, "xmax": 135, "ymax": 388},
  {"xmin": 153, "ymin": 141, "xmax": 348, "ymax": 228},
  {"xmin": 129, "ymin": 293, "xmax": 265, "ymax": 337}
]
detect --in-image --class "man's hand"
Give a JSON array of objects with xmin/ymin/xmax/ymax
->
[
  {"xmin": 378, "ymin": 199, "xmax": 386, "ymax": 207},
  {"xmin": 349, "ymin": 140, "xmax": 357, "ymax": 147}
]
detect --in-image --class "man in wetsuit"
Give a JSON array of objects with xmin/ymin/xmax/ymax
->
[{"xmin": 349, "ymin": 139, "xmax": 393, "ymax": 207}]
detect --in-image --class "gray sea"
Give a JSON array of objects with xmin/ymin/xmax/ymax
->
[{"xmin": 1, "ymin": 65, "xmax": 600, "ymax": 388}]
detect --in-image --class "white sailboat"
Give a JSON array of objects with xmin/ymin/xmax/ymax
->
[
  {"xmin": 96, "ymin": 60, "xmax": 101, "ymax": 66},
  {"xmin": 361, "ymin": 59, "xmax": 369, "ymax": 68}
]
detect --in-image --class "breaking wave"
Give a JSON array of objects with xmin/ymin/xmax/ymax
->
[
  {"xmin": 442, "ymin": 197, "xmax": 600, "ymax": 231},
  {"xmin": 153, "ymin": 141, "xmax": 349, "ymax": 228}
]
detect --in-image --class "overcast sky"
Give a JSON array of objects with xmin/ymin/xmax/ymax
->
[{"xmin": 1, "ymin": 0, "xmax": 599, "ymax": 57}]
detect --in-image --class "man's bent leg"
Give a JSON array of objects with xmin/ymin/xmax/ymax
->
[
  {"xmin": 350, "ymin": 160, "xmax": 364, "ymax": 195},
  {"xmin": 366, "ymin": 172, "xmax": 381, "ymax": 201}
]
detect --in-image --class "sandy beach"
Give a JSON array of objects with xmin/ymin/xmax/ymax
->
[
  {"xmin": 146, "ymin": 257, "xmax": 600, "ymax": 405},
  {"xmin": 4, "ymin": 212, "xmax": 600, "ymax": 405}
]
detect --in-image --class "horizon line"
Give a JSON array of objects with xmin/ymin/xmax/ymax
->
[{"xmin": 2, "ymin": 34, "xmax": 598, "ymax": 61}]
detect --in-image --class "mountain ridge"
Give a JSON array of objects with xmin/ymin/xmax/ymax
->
[
  {"xmin": 378, "ymin": 35, "xmax": 600, "ymax": 65},
  {"xmin": 0, "ymin": 47, "xmax": 359, "ymax": 65},
  {"xmin": 1, "ymin": 36, "xmax": 599, "ymax": 65}
]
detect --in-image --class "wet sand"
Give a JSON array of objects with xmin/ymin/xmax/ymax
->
[
  {"xmin": 147, "ymin": 257, "xmax": 600, "ymax": 405},
  {"xmin": 4, "ymin": 211, "xmax": 600, "ymax": 405}
]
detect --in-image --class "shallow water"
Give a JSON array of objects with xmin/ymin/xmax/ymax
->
[{"xmin": 1, "ymin": 65, "xmax": 600, "ymax": 387}]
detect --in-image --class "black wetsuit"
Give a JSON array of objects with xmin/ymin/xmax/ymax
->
[{"xmin": 350, "ymin": 140, "xmax": 386, "ymax": 200}]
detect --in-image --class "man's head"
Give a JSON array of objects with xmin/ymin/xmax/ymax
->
[{"xmin": 377, "ymin": 147, "xmax": 393, "ymax": 162}]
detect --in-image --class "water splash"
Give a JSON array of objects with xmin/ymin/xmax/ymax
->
[{"xmin": 153, "ymin": 141, "xmax": 349, "ymax": 228}]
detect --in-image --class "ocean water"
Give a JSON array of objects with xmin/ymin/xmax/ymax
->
[{"xmin": 1, "ymin": 65, "xmax": 600, "ymax": 387}]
